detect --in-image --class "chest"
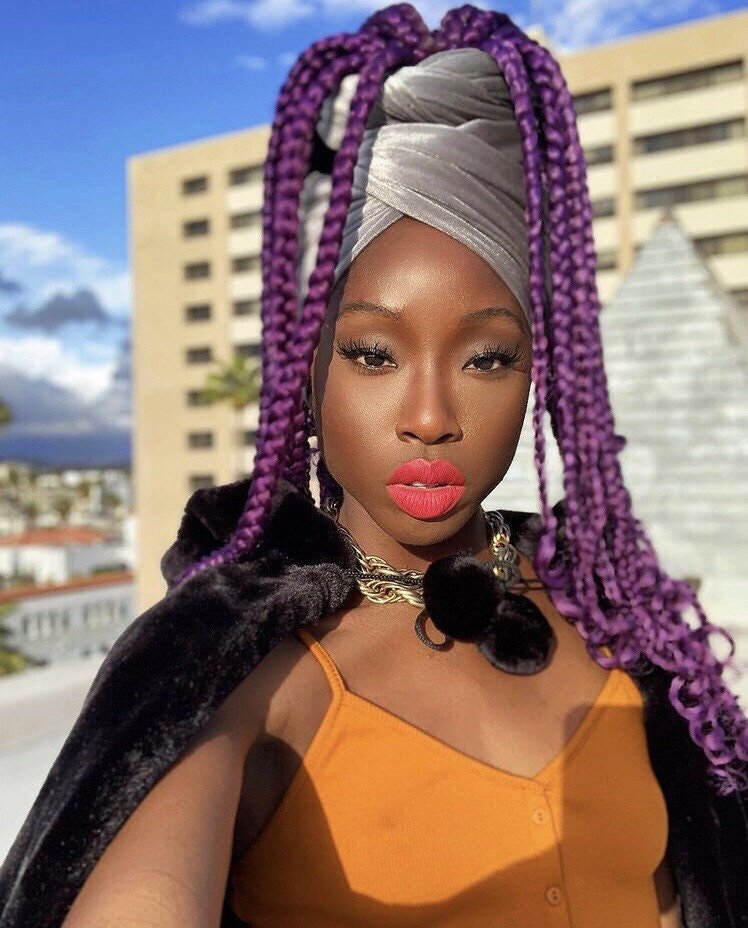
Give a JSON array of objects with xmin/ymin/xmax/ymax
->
[{"xmin": 232, "ymin": 596, "xmax": 619, "ymax": 860}]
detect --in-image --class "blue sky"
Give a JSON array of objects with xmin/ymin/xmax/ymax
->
[{"xmin": 0, "ymin": 0, "xmax": 741, "ymax": 465}]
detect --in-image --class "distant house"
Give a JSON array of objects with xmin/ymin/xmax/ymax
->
[
  {"xmin": 0, "ymin": 571, "xmax": 134, "ymax": 664},
  {"xmin": 490, "ymin": 210, "xmax": 748, "ymax": 686},
  {"xmin": 0, "ymin": 526, "xmax": 127, "ymax": 585}
]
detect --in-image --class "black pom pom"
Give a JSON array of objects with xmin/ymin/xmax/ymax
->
[
  {"xmin": 422, "ymin": 553, "xmax": 499, "ymax": 641},
  {"xmin": 477, "ymin": 593, "xmax": 555, "ymax": 675}
]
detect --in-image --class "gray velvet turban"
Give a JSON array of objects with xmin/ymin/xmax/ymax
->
[{"xmin": 297, "ymin": 47, "xmax": 547, "ymax": 325}]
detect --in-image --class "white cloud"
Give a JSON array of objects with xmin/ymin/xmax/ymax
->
[
  {"xmin": 532, "ymin": 0, "xmax": 721, "ymax": 51},
  {"xmin": 183, "ymin": 0, "xmax": 478, "ymax": 30},
  {"xmin": 181, "ymin": 0, "xmax": 315, "ymax": 30},
  {"xmin": 0, "ymin": 223, "xmax": 130, "ymax": 319},
  {"xmin": 0, "ymin": 224, "xmax": 104, "ymax": 277},
  {"xmin": 0, "ymin": 335, "xmax": 115, "ymax": 403},
  {"xmin": 183, "ymin": 0, "xmax": 722, "ymax": 51},
  {"xmin": 235, "ymin": 53, "xmax": 268, "ymax": 70}
]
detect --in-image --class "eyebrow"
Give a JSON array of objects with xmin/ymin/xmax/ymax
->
[{"xmin": 338, "ymin": 299, "xmax": 527, "ymax": 332}]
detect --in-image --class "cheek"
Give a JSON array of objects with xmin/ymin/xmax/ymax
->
[{"xmin": 318, "ymin": 367, "xmax": 389, "ymax": 476}]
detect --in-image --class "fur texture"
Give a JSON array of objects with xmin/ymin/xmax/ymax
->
[{"xmin": 0, "ymin": 476, "xmax": 745, "ymax": 927}]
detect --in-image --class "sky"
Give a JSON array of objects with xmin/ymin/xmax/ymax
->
[{"xmin": 0, "ymin": 0, "xmax": 742, "ymax": 466}]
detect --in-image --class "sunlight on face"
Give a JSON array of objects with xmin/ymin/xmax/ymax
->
[{"xmin": 311, "ymin": 216, "xmax": 532, "ymax": 545}]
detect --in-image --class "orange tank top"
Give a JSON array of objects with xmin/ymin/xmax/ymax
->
[{"xmin": 228, "ymin": 628, "xmax": 669, "ymax": 928}]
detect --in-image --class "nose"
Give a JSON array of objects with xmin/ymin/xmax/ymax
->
[{"xmin": 395, "ymin": 373, "xmax": 463, "ymax": 446}]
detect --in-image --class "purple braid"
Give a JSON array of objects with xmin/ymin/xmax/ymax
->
[{"xmin": 173, "ymin": 3, "xmax": 746, "ymax": 795}]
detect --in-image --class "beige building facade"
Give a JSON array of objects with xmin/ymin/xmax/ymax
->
[{"xmin": 129, "ymin": 9, "xmax": 748, "ymax": 612}]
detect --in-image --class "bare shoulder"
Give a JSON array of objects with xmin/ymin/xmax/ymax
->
[{"xmin": 218, "ymin": 629, "xmax": 319, "ymax": 747}]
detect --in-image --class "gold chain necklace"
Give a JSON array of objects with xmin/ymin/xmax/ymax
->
[{"xmin": 328, "ymin": 506, "xmax": 546, "ymax": 651}]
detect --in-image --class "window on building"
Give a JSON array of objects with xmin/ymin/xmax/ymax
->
[
  {"xmin": 188, "ymin": 431, "xmax": 214, "ymax": 449},
  {"xmin": 186, "ymin": 388, "xmax": 210, "ymax": 406},
  {"xmin": 597, "ymin": 251, "xmax": 617, "ymax": 271},
  {"xmin": 232, "ymin": 254, "xmax": 261, "ymax": 274},
  {"xmin": 631, "ymin": 59, "xmax": 744, "ymax": 101},
  {"xmin": 230, "ymin": 211, "xmax": 262, "ymax": 230},
  {"xmin": 592, "ymin": 197, "xmax": 616, "ymax": 219},
  {"xmin": 184, "ymin": 261, "xmax": 211, "ymax": 280},
  {"xmin": 182, "ymin": 175, "xmax": 209, "ymax": 195},
  {"xmin": 183, "ymin": 218, "xmax": 210, "ymax": 237},
  {"xmin": 584, "ymin": 143, "xmax": 614, "ymax": 166},
  {"xmin": 573, "ymin": 87, "xmax": 612, "ymax": 116},
  {"xmin": 229, "ymin": 164, "xmax": 263, "ymax": 186},
  {"xmin": 240, "ymin": 428, "xmax": 258, "ymax": 446},
  {"xmin": 189, "ymin": 474, "xmax": 215, "ymax": 491},
  {"xmin": 694, "ymin": 230, "xmax": 748, "ymax": 259},
  {"xmin": 235, "ymin": 342, "xmax": 262, "ymax": 359},
  {"xmin": 730, "ymin": 288, "xmax": 748, "ymax": 309},
  {"xmin": 633, "ymin": 118, "xmax": 745, "ymax": 155},
  {"xmin": 185, "ymin": 346, "xmax": 213, "ymax": 364},
  {"xmin": 635, "ymin": 174, "xmax": 748, "ymax": 210},
  {"xmin": 233, "ymin": 298, "xmax": 261, "ymax": 316},
  {"xmin": 185, "ymin": 303, "xmax": 212, "ymax": 322}
]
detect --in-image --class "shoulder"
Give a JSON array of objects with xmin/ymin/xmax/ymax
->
[{"xmin": 217, "ymin": 627, "xmax": 330, "ymax": 748}]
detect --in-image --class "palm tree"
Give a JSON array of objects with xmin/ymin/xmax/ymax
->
[
  {"xmin": 0, "ymin": 400, "xmax": 12, "ymax": 429},
  {"xmin": 52, "ymin": 495, "xmax": 73, "ymax": 523},
  {"xmin": 199, "ymin": 354, "xmax": 261, "ymax": 411},
  {"xmin": 198, "ymin": 353, "xmax": 262, "ymax": 479}
]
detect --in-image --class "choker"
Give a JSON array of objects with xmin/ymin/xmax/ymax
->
[{"xmin": 326, "ymin": 503, "xmax": 556, "ymax": 675}]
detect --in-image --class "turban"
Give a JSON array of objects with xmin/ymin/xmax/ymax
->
[{"xmin": 296, "ymin": 47, "xmax": 549, "ymax": 326}]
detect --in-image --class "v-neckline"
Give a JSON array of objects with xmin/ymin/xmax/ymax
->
[{"xmin": 300, "ymin": 628, "xmax": 625, "ymax": 790}]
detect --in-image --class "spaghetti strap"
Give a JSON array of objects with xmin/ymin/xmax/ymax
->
[{"xmin": 296, "ymin": 628, "xmax": 346, "ymax": 700}]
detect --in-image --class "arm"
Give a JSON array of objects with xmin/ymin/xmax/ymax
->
[
  {"xmin": 654, "ymin": 857, "xmax": 682, "ymax": 928},
  {"xmin": 60, "ymin": 670, "xmax": 265, "ymax": 928}
]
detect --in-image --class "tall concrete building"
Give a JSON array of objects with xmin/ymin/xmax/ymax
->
[{"xmin": 129, "ymin": 9, "xmax": 748, "ymax": 611}]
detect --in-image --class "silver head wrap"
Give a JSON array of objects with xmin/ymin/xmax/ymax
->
[{"xmin": 297, "ymin": 47, "xmax": 543, "ymax": 325}]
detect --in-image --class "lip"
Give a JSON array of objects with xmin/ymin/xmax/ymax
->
[
  {"xmin": 386, "ymin": 458, "xmax": 465, "ymax": 487},
  {"xmin": 385, "ymin": 458, "xmax": 465, "ymax": 519}
]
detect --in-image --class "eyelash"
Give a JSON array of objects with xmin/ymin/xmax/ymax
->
[{"xmin": 334, "ymin": 338, "xmax": 523, "ymax": 375}]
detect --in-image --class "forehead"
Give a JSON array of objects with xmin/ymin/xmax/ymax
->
[{"xmin": 328, "ymin": 216, "xmax": 526, "ymax": 333}]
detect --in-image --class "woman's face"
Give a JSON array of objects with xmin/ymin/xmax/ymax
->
[{"xmin": 311, "ymin": 215, "xmax": 532, "ymax": 550}]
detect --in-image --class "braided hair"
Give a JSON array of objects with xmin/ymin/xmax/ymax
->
[{"xmin": 172, "ymin": 3, "xmax": 747, "ymax": 795}]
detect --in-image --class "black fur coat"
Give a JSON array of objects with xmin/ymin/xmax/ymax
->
[{"xmin": 0, "ymin": 476, "xmax": 746, "ymax": 927}]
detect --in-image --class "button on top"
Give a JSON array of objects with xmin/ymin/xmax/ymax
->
[
  {"xmin": 546, "ymin": 886, "xmax": 563, "ymax": 906},
  {"xmin": 531, "ymin": 807, "xmax": 547, "ymax": 824}
]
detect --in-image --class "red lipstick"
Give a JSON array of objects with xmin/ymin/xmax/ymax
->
[{"xmin": 386, "ymin": 458, "xmax": 465, "ymax": 519}]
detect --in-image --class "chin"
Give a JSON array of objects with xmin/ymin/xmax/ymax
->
[{"xmin": 385, "ymin": 502, "xmax": 473, "ymax": 545}]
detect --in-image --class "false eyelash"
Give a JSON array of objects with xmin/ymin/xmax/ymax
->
[
  {"xmin": 470, "ymin": 341, "xmax": 523, "ymax": 369},
  {"xmin": 334, "ymin": 337, "xmax": 523, "ymax": 373},
  {"xmin": 335, "ymin": 337, "xmax": 395, "ymax": 371}
]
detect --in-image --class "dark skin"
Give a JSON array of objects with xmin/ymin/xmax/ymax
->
[
  {"xmin": 301, "ymin": 215, "xmax": 678, "ymax": 923},
  {"xmin": 59, "ymin": 214, "xmax": 678, "ymax": 925},
  {"xmin": 310, "ymin": 214, "xmax": 533, "ymax": 577}
]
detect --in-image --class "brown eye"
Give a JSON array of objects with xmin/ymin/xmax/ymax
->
[
  {"xmin": 334, "ymin": 338, "xmax": 396, "ymax": 374},
  {"xmin": 464, "ymin": 343, "xmax": 522, "ymax": 373}
]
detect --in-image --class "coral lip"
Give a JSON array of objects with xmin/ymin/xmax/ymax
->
[
  {"xmin": 386, "ymin": 484, "xmax": 465, "ymax": 519},
  {"xmin": 386, "ymin": 457, "xmax": 465, "ymax": 487}
]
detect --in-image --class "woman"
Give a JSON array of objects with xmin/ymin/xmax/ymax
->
[{"xmin": 1, "ymin": 5, "xmax": 745, "ymax": 928}]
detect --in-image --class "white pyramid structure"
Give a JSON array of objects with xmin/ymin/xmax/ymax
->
[{"xmin": 488, "ymin": 211, "xmax": 748, "ymax": 682}]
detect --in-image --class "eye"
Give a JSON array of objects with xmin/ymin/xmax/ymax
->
[
  {"xmin": 334, "ymin": 337, "xmax": 396, "ymax": 374},
  {"xmin": 464, "ymin": 342, "xmax": 523, "ymax": 373}
]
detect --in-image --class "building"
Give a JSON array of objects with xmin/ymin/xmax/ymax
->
[
  {"xmin": 492, "ymin": 210, "xmax": 748, "ymax": 701},
  {"xmin": 555, "ymin": 9, "xmax": 748, "ymax": 315},
  {"xmin": 129, "ymin": 9, "xmax": 748, "ymax": 612},
  {"xmin": 0, "ymin": 571, "xmax": 135, "ymax": 664},
  {"xmin": 0, "ymin": 526, "xmax": 128, "ymax": 586}
]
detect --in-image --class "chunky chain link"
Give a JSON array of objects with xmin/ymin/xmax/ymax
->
[{"xmin": 332, "ymin": 508, "xmax": 540, "ymax": 607}]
